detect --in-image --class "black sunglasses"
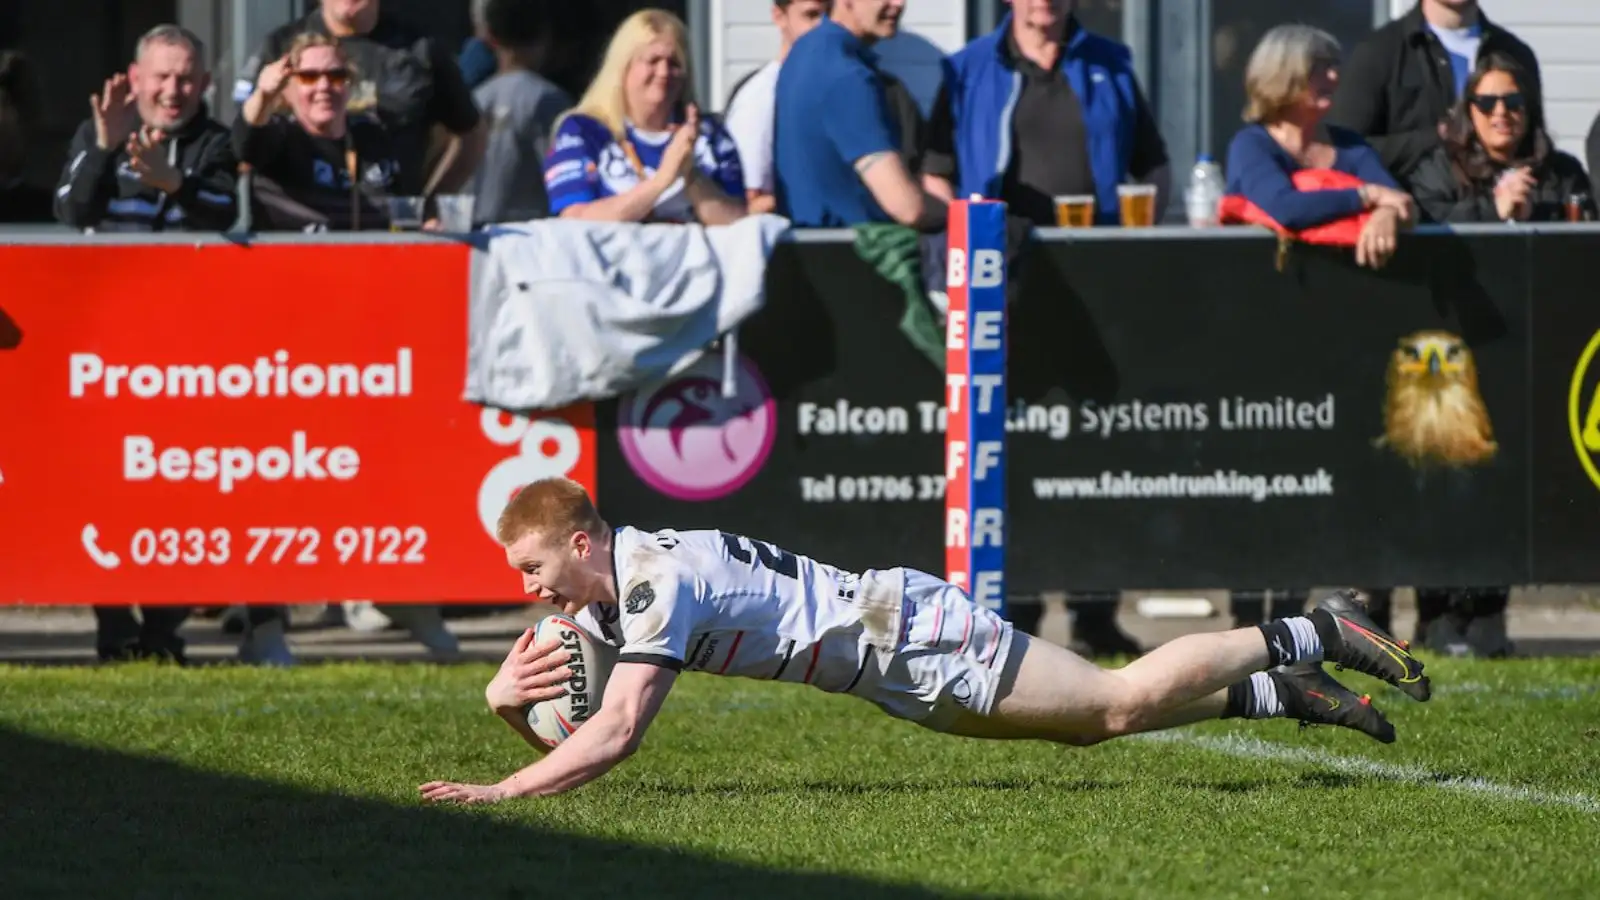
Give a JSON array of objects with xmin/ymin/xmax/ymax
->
[{"xmin": 1468, "ymin": 92, "xmax": 1525, "ymax": 115}]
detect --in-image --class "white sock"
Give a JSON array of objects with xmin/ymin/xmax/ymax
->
[
  {"xmin": 1248, "ymin": 671, "xmax": 1285, "ymax": 719},
  {"xmin": 1260, "ymin": 616, "xmax": 1324, "ymax": 667}
]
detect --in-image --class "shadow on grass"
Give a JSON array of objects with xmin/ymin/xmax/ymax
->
[{"xmin": 0, "ymin": 727, "xmax": 959, "ymax": 899}]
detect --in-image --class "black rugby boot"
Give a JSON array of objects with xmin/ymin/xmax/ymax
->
[
  {"xmin": 1312, "ymin": 589, "xmax": 1431, "ymax": 702},
  {"xmin": 1272, "ymin": 662, "xmax": 1396, "ymax": 744}
]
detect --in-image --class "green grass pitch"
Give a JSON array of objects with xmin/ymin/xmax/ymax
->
[{"xmin": 2, "ymin": 654, "xmax": 1597, "ymax": 898}]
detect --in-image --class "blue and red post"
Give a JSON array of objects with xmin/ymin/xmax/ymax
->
[{"xmin": 943, "ymin": 198, "xmax": 1009, "ymax": 617}]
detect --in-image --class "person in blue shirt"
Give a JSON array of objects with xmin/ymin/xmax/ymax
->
[
  {"xmin": 772, "ymin": 0, "xmax": 945, "ymax": 229},
  {"xmin": 1224, "ymin": 24, "xmax": 1415, "ymax": 269},
  {"xmin": 924, "ymin": 0, "xmax": 1170, "ymax": 229},
  {"xmin": 542, "ymin": 9, "xmax": 746, "ymax": 225}
]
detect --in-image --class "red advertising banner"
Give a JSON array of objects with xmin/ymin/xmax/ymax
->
[{"xmin": 0, "ymin": 243, "xmax": 595, "ymax": 604}]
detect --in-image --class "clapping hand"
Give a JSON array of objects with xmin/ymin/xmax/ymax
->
[
  {"xmin": 126, "ymin": 126, "xmax": 182, "ymax": 193},
  {"xmin": 1494, "ymin": 167, "xmax": 1535, "ymax": 222},
  {"xmin": 254, "ymin": 55, "xmax": 295, "ymax": 100},
  {"xmin": 90, "ymin": 74, "xmax": 138, "ymax": 151},
  {"xmin": 652, "ymin": 104, "xmax": 702, "ymax": 189}
]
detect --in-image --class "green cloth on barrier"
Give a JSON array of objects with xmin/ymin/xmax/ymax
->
[{"xmin": 851, "ymin": 222, "xmax": 944, "ymax": 371}]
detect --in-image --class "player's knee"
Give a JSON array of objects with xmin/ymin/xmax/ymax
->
[{"xmin": 1097, "ymin": 685, "xmax": 1159, "ymax": 740}]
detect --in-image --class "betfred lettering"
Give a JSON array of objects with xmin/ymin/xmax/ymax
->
[
  {"xmin": 944, "ymin": 375, "xmax": 1007, "ymax": 415},
  {"xmin": 970, "ymin": 250, "xmax": 1004, "ymax": 289},
  {"xmin": 972, "ymin": 570, "xmax": 1004, "ymax": 610}
]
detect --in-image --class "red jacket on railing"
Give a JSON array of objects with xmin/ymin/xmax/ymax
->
[{"xmin": 1219, "ymin": 168, "xmax": 1371, "ymax": 246}]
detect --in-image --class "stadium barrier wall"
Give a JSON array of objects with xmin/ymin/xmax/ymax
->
[{"xmin": 1, "ymin": 227, "xmax": 1597, "ymax": 604}]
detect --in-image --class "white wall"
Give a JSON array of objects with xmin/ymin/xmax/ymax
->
[
  {"xmin": 1480, "ymin": 0, "xmax": 1600, "ymax": 163},
  {"xmin": 707, "ymin": 0, "xmax": 967, "ymax": 116},
  {"xmin": 1387, "ymin": 0, "xmax": 1600, "ymax": 163}
]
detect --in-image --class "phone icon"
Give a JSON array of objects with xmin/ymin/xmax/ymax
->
[{"xmin": 82, "ymin": 524, "xmax": 121, "ymax": 570}]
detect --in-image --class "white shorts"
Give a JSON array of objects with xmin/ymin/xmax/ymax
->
[{"xmin": 851, "ymin": 567, "xmax": 1017, "ymax": 732}]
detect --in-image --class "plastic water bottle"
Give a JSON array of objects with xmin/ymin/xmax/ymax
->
[{"xmin": 1187, "ymin": 154, "xmax": 1223, "ymax": 227}]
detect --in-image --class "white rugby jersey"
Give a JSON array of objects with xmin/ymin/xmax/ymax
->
[{"xmin": 574, "ymin": 526, "xmax": 871, "ymax": 692}]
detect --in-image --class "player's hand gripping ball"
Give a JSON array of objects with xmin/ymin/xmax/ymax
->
[{"xmin": 524, "ymin": 614, "xmax": 615, "ymax": 747}]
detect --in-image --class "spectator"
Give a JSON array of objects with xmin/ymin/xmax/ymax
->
[
  {"xmin": 923, "ymin": 0, "xmax": 1171, "ymax": 228},
  {"xmin": 773, "ymin": 0, "xmax": 944, "ymax": 229},
  {"xmin": 1404, "ymin": 52, "xmax": 1592, "ymax": 658},
  {"xmin": 1222, "ymin": 24, "xmax": 1416, "ymax": 644},
  {"xmin": 1326, "ymin": 0, "xmax": 1542, "ymax": 190},
  {"xmin": 723, "ymin": 0, "xmax": 832, "ymax": 215},
  {"xmin": 1224, "ymin": 24, "xmax": 1413, "ymax": 270},
  {"xmin": 234, "ymin": 33, "xmax": 403, "ymax": 231},
  {"xmin": 469, "ymin": 0, "xmax": 573, "ymax": 225},
  {"xmin": 544, "ymin": 9, "xmax": 745, "ymax": 225},
  {"xmin": 54, "ymin": 25, "xmax": 238, "ymax": 664},
  {"xmin": 54, "ymin": 25, "xmax": 237, "ymax": 233},
  {"xmin": 0, "ymin": 50, "xmax": 51, "ymax": 223},
  {"xmin": 235, "ymin": 0, "xmax": 486, "ymax": 204},
  {"xmin": 1410, "ymin": 53, "xmax": 1594, "ymax": 225}
]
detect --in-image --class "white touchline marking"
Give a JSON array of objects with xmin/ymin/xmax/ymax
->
[
  {"xmin": 1433, "ymin": 681, "xmax": 1599, "ymax": 701},
  {"xmin": 1136, "ymin": 731, "xmax": 1600, "ymax": 814}
]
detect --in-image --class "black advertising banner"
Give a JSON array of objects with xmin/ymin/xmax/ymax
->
[
  {"xmin": 1006, "ymin": 234, "xmax": 1529, "ymax": 590},
  {"xmin": 1528, "ymin": 233, "xmax": 1600, "ymax": 582},
  {"xmin": 595, "ymin": 232, "xmax": 1555, "ymax": 592}
]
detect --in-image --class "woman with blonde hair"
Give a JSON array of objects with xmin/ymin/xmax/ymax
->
[
  {"xmin": 234, "ymin": 32, "xmax": 403, "ymax": 231},
  {"xmin": 1223, "ymin": 24, "xmax": 1412, "ymax": 269},
  {"xmin": 542, "ymin": 9, "xmax": 746, "ymax": 225}
]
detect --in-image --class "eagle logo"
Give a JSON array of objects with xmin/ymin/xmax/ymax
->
[{"xmin": 1376, "ymin": 330, "xmax": 1497, "ymax": 469}]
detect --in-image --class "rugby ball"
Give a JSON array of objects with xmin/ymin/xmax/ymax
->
[{"xmin": 524, "ymin": 613, "xmax": 614, "ymax": 748}]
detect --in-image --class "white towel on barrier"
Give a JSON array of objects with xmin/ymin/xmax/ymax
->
[{"xmin": 465, "ymin": 213, "xmax": 791, "ymax": 411}]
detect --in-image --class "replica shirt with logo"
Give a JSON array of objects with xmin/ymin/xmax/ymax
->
[
  {"xmin": 574, "ymin": 526, "xmax": 873, "ymax": 692},
  {"xmin": 543, "ymin": 113, "xmax": 744, "ymax": 223}
]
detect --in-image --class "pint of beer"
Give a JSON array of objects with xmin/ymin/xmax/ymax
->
[
  {"xmin": 1054, "ymin": 194, "xmax": 1096, "ymax": 227},
  {"xmin": 1117, "ymin": 184, "xmax": 1158, "ymax": 227}
]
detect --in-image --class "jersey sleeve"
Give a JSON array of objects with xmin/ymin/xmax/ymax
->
[
  {"xmin": 821, "ymin": 67, "xmax": 898, "ymax": 167},
  {"xmin": 616, "ymin": 564, "xmax": 697, "ymax": 671},
  {"xmin": 574, "ymin": 601, "xmax": 623, "ymax": 647},
  {"xmin": 701, "ymin": 117, "xmax": 747, "ymax": 200},
  {"xmin": 544, "ymin": 116, "xmax": 605, "ymax": 214}
]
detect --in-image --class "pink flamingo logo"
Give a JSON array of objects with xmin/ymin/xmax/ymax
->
[{"xmin": 617, "ymin": 356, "xmax": 775, "ymax": 501}]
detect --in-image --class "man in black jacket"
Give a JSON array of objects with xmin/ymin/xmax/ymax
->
[
  {"xmin": 54, "ymin": 24, "xmax": 238, "ymax": 233},
  {"xmin": 1326, "ymin": 0, "xmax": 1542, "ymax": 188}
]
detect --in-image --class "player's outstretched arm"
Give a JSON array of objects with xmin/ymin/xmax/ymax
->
[{"xmin": 420, "ymin": 661, "xmax": 677, "ymax": 804}]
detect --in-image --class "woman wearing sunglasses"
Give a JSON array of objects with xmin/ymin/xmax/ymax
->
[
  {"xmin": 233, "ymin": 32, "xmax": 404, "ymax": 231},
  {"xmin": 1410, "ymin": 52, "xmax": 1595, "ymax": 224}
]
